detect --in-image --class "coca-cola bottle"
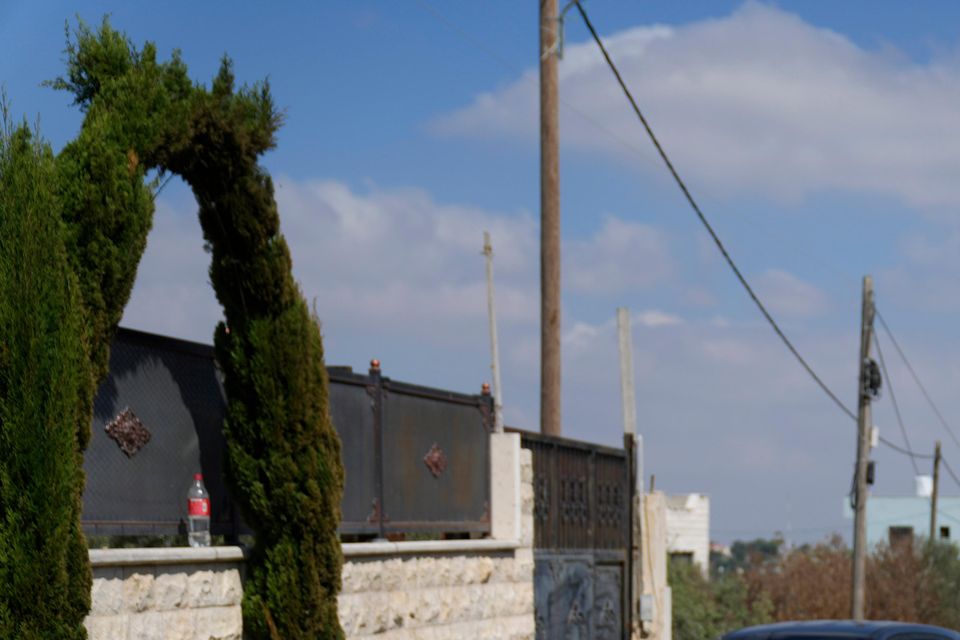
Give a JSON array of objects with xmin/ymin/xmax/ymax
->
[{"xmin": 187, "ymin": 473, "xmax": 211, "ymax": 547}]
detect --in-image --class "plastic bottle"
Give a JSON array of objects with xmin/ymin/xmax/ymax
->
[{"xmin": 187, "ymin": 473, "xmax": 211, "ymax": 547}]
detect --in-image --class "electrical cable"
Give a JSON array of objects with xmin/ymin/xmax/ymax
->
[
  {"xmin": 873, "ymin": 331, "xmax": 919, "ymax": 474},
  {"xmin": 152, "ymin": 173, "xmax": 175, "ymax": 201},
  {"xmin": 878, "ymin": 436, "xmax": 933, "ymax": 460},
  {"xmin": 876, "ymin": 310, "xmax": 960, "ymax": 450},
  {"xmin": 572, "ymin": 1, "xmax": 857, "ymax": 423},
  {"xmin": 412, "ymin": 0, "xmax": 662, "ymax": 172},
  {"xmin": 573, "ymin": 2, "xmax": 944, "ymax": 479},
  {"xmin": 420, "ymin": 0, "xmax": 944, "ymax": 478},
  {"xmin": 943, "ymin": 458, "xmax": 960, "ymax": 491}
]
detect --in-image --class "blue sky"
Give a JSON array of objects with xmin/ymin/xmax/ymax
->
[{"xmin": 6, "ymin": 1, "xmax": 960, "ymax": 544}]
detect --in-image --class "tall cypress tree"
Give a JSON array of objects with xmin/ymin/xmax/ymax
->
[
  {"xmin": 161, "ymin": 61, "xmax": 345, "ymax": 639},
  {"xmin": 51, "ymin": 22, "xmax": 345, "ymax": 638},
  {"xmin": 0, "ymin": 120, "xmax": 88, "ymax": 638}
]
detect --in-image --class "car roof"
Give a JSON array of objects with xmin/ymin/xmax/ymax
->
[{"xmin": 724, "ymin": 620, "xmax": 960, "ymax": 639}]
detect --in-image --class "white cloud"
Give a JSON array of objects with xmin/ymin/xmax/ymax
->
[
  {"xmin": 754, "ymin": 268, "xmax": 829, "ymax": 317},
  {"xmin": 124, "ymin": 179, "xmax": 676, "ymax": 347},
  {"xmin": 275, "ymin": 178, "xmax": 540, "ymax": 337},
  {"xmin": 121, "ymin": 197, "xmax": 222, "ymax": 341},
  {"xmin": 634, "ymin": 309, "xmax": 683, "ymax": 328},
  {"xmin": 566, "ymin": 216, "xmax": 673, "ymax": 294},
  {"xmin": 434, "ymin": 3, "xmax": 960, "ymax": 209}
]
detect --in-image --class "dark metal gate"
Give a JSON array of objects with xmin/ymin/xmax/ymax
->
[{"xmin": 511, "ymin": 429, "xmax": 636, "ymax": 640}]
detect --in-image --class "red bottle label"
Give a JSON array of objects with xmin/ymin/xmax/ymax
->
[{"xmin": 188, "ymin": 498, "xmax": 210, "ymax": 517}]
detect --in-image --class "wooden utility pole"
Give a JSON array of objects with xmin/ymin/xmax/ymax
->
[
  {"xmin": 852, "ymin": 275, "xmax": 875, "ymax": 621},
  {"xmin": 540, "ymin": 0, "xmax": 562, "ymax": 436},
  {"xmin": 930, "ymin": 441, "xmax": 942, "ymax": 542},
  {"xmin": 483, "ymin": 231, "xmax": 504, "ymax": 433}
]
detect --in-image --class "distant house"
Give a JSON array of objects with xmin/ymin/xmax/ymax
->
[
  {"xmin": 843, "ymin": 476, "xmax": 960, "ymax": 547},
  {"xmin": 665, "ymin": 493, "xmax": 710, "ymax": 578},
  {"xmin": 845, "ymin": 496, "xmax": 960, "ymax": 547}
]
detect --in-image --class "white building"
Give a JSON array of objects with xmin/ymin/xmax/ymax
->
[{"xmin": 665, "ymin": 493, "xmax": 710, "ymax": 578}]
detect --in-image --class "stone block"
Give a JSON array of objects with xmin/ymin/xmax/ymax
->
[
  {"xmin": 123, "ymin": 572, "xmax": 155, "ymax": 613},
  {"xmin": 90, "ymin": 577, "xmax": 124, "ymax": 616},
  {"xmin": 217, "ymin": 569, "xmax": 242, "ymax": 607},
  {"xmin": 85, "ymin": 613, "xmax": 128, "ymax": 639},
  {"xmin": 151, "ymin": 571, "xmax": 188, "ymax": 610},
  {"xmin": 193, "ymin": 606, "xmax": 242, "ymax": 640},
  {"xmin": 186, "ymin": 570, "xmax": 218, "ymax": 608},
  {"xmin": 127, "ymin": 609, "xmax": 194, "ymax": 640},
  {"xmin": 520, "ymin": 449, "xmax": 533, "ymax": 484}
]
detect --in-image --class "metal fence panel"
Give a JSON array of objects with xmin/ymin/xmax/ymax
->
[
  {"xmin": 327, "ymin": 373, "xmax": 378, "ymax": 535},
  {"xmin": 82, "ymin": 328, "xmax": 492, "ymax": 539},
  {"xmin": 83, "ymin": 330, "xmax": 229, "ymax": 536},
  {"xmin": 381, "ymin": 384, "xmax": 491, "ymax": 532}
]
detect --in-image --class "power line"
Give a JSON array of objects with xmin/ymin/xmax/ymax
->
[
  {"xmin": 572, "ymin": 1, "xmax": 857, "ymax": 423},
  {"xmin": 151, "ymin": 173, "xmax": 175, "ymax": 201},
  {"xmin": 877, "ymin": 436, "xmax": 933, "ymax": 460},
  {"xmin": 412, "ymin": 0, "xmax": 661, "ymax": 172},
  {"xmin": 571, "ymin": 2, "xmax": 945, "ymax": 478},
  {"xmin": 943, "ymin": 458, "xmax": 960, "ymax": 491},
  {"xmin": 872, "ymin": 331, "xmax": 919, "ymax": 474},
  {"xmin": 876, "ymin": 310, "xmax": 960, "ymax": 450}
]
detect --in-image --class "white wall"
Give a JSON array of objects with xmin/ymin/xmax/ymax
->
[{"xmin": 665, "ymin": 493, "xmax": 710, "ymax": 578}]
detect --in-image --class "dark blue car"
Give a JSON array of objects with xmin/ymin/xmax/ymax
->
[{"xmin": 723, "ymin": 621, "xmax": 960, "ymax": 640}]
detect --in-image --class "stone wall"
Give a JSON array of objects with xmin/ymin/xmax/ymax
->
[
  {"xmin": 85, "ymin": 547, "xmax": 243, "ymax": 640},
  {"xmin": 337, "ymin": 443, "xmax": 535, "ymax": 640},
  {"xmin": 85, "ymin": 436, "xmax": 535, "ymax": 640}
]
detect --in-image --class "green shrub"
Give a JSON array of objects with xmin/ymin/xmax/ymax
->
[
  {"xmin": 670, "ymin": 557, "xmax": 772, "ymax": 640},
  {"xmin": 0, "ymin": 119, "xmax": 88, "ymax": 638}
]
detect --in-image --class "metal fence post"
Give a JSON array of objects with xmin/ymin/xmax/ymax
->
[
  {"xmin": 624, "ymin": 433, "xmax": 638, "ymax": 639},
  {"xmin": 368, "ymin": 359, "xmax": 386, "ymax": 541}
]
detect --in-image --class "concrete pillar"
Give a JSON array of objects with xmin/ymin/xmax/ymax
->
[
  {"xmin": 639, "ymin": 491, "xmax": 671, "ymax": 640},
  {"xmin": 490, "ymin": 432, "xmax": 522, "ymax": 541}
]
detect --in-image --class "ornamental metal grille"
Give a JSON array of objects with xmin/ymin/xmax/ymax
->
[{"xmin": 508, "ymin": 428, "xmax": 635, "ymax": 640}]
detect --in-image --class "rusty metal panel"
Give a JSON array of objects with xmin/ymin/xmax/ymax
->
[
  {"xmin": 83, "ymin": 328, "xmax": 494, "ymax": 539},
  {"xmin": 327, "ymin": 371, "xmax": 378, "ymax": 535},
  {"xmin": 379, "ymin": 381, "xmax": 491, "ymax": 533}
]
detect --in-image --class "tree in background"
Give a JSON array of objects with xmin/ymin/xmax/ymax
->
[
  {"xmin": 0, "ymin": 117, "xmax": 88, "ymax": 637},
  {"xmin": 742, "ymin": 535, "xmax": 960, "ymax": 626},
  {"xmin": 924, "ymin": 540, "xmax": 960, "ymax": 628},
  {"xmin": 679, "ymin": 535, "xmax": 960, "ymax": 635},
  {"xmin": 670, "ymin": 556, "xmax": 772, "ymax": 640},
  {"xmin": 712, "ymin": 537, "xmax": 784, "ymax": 577},
  {"xmin": 50, "ymin": 21, "xmax": 345, "ymax": 638}
]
